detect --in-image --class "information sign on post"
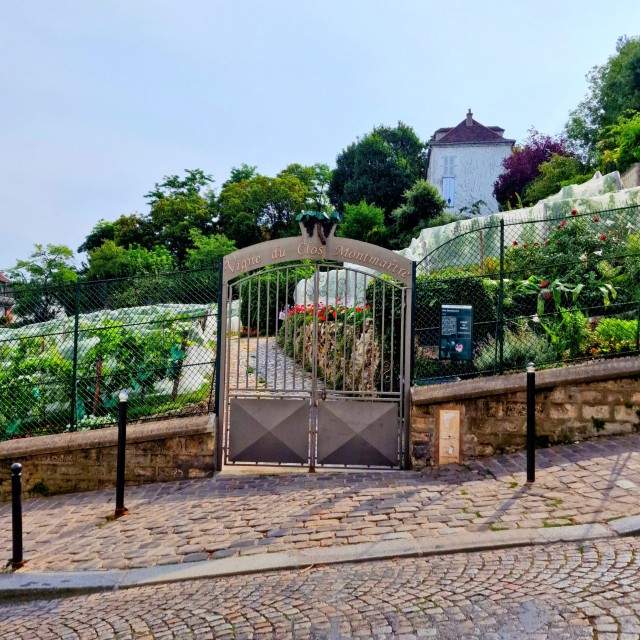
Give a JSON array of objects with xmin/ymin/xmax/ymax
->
[{"xmin": 440, "ymin": 305, "xmax": 473, "ymax": 361}]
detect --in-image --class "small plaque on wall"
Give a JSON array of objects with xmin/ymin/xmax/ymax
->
[
  {"xmin": 440, "ymin": 305, "xmax": 473, "ymax": 361},
  {"xmin": 438, "ymin": 409, "xmax": 461, "ymax": 464}
]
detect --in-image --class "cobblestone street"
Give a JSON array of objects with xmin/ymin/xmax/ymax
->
[
  {"xmin": 3, "ymin": 537, "xmax": 640, "ymax": 639},
  {"xmin": 1, "ymin": 434, "xmax": 640, "ymax": 573}
]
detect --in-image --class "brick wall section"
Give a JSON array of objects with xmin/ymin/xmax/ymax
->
[
  {"xmin": 411, "ymin": 357, "xmax": 640, "ymax": 467},
  {"xmin": 0, "ymin": 414, "xmax": 214, "ymax": 501}
]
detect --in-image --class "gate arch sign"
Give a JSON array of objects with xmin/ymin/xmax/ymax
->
[{"xmin": 215, "ymin": 226, "xmax": 415, "ymax": 472}]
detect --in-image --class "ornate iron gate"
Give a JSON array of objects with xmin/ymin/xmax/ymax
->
[{"xmin": 216, "ymin": 228, "xmax": 414, "ymax": 470}]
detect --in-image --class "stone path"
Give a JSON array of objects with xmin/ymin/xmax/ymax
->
[
  {"xmin": 227, "ymin": 335, "xmax": 313, "ymax": 392},
  {"xmin": 1, "ymin": 434, "xmax": 640, "ymax": 573},
  {"xmin": 3, "ymin": 537, "xmax": 640, "ymax": 638}
]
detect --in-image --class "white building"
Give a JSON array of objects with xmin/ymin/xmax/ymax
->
[{"xmin": 426, "ymin": 110, "xmax": 515, "ymax": 214}]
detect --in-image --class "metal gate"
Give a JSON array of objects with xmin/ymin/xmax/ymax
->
[{"xmin": 215, "ymin": 230, "xmax": 414, "ymax": 470}]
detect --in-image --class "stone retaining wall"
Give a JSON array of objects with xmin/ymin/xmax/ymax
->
[
  {"xmin": 0, "ymin": 414, "xmax": 214, "ymax": 500},
  {"xmin": 411, "ymin": 357, "xmax": 640, "ymax": 467}
]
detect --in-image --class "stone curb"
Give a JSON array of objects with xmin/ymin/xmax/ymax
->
[{"xmin": 1, "ymin": 518, "xmax": 636, "ymax": 598}]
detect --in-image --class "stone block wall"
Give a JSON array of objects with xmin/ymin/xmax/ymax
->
[
  {"xmin": 411, "ymin": 357, "xmax": 640, "ymax": 467},
  {"xmin": 0, "ymin": 414, "xmax": 214, "ymax": 501}
]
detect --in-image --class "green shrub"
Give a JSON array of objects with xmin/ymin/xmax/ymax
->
[
  {"xmin": 595, "ymin": 317, "xmax": 638, "ymax": 343},
  {"xmin": 474, "ymin": 323, "xmax": 555, "ymax": 372}
]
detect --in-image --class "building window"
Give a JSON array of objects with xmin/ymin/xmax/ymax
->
[
  {"xmin": 442, "ymin": 177, "xmax": 455, "ymax": 207},
  {"xmin": 443, "ymin": 155, "xmax": 455, "ymax": 177}
]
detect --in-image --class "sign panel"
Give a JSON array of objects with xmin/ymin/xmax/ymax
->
[
  {"xmin": 438, "ymin": 409, "xmax": 461, "ymax": 464},
  {"xmin": 439, "ymin": 305, "xmax": 473, "ymax": 361}
]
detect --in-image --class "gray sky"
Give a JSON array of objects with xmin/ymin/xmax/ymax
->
[{"xmin": 1, "ymin": 0, "xmax": 638, "ymax": 268}]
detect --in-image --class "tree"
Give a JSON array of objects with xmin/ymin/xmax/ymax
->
[
  {"xmin": 328, "ymin": 122, "xmax": 425, "ymax": 223},
  {"xmin": 145, "ymin": 168, "xmax": 214, "ymax": 202},
  {"xmin": 391, "ymin": 180, "xmax": 446, "ymax": 248},
  {"xmin": 7, "ymin": 244, "xmax": 77, "ymax": 323},
  {"xmin": 522, "ymin": 154, "xmax": 592, "ymax": 205},
  {"xmin": 184, "ymin": 230, "xmax": 237, "ymax": 269},
  {"xmin": 336, "ymin": 201, "xmax": 388, "ymax": 246},
  {"xmin": 113, "ymin": 214, "xmax": 155, "ymax": 250},
  {"xmin": 78, "ymin": 220, "xmax": 115, "ymax": 253},
  {"xmin": 86, "ymin": 241, "xmax": 176, "ymax": 280},
  {"xmin": 596, "ymin": 110, "xmax": 640, "ymax": 173},
  {"xmin": 565, "ymin": 36, "xmax": 640, "ymax": 164},
  {"xmin": 493, "ymin": 130, "xmax": 570, "ymax": 210},
  {"xmin": 222, "ymin": 163, "xmax": 257, "ymax": 188},
  {"xmin": 278, "ymin": 163, "xmax": 333, "ymax": 213},
  {"xmin": 216, "ymin": 174, "xmax": 307, "ymax": 247}
]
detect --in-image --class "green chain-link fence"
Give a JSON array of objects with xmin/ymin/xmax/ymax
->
[
  {"xmin": 413, "ymin": 203, "xmax": 640, "ymax": 384},
  {"xmin": 0, "ymin": 265, "xmax": 220, "ymax": 441}
]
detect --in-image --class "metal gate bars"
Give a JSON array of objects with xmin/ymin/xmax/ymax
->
[{"xmin": 215, "ymin": 232, "xmax": 414, "ymax": 471}]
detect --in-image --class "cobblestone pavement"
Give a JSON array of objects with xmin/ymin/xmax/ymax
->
[
  {"xmin": 1, "ymin": 434, "xmax": 640, "ymax": 573},
  {"xmin": 3, "ymin": 537, "xmax": 640, "ymax": 639}
]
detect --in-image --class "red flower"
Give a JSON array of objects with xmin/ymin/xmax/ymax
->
[
  {"xmin": 571, "ymin": 209, "xmax": 578, "ymax": 216},
  {"xmin": 560, "ymin": 221, "xmax": 566, "ymax": 227},
  {"xmin": 513, "ymin": 241, "xmax": 518, "ymax": 246},
  {"xmin": 600, "ymin": 234, "xmax": 606, "ymax": 241},
  {"xmin": 593, "ymin": 217, "xmax": 599, "ymax": 222},
  {"xmin": 356, "ymin": 307, "xmax": 362, "ymax": 312},
  {"xmin": 540, "ymin": 281, "xmax": 548, "ymax": 288}
]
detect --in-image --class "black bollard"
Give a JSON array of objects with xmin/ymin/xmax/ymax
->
[
  {"xmin": 526, "ymin": 362, "xmax": 536, "ymax": 483},
  {"xmin": 115, "ymin": 390, "xmax": 128, "ymax": 518},
  {"xmin": 11, "ymin": 463, "xmax": 24, "ymax": 569}
]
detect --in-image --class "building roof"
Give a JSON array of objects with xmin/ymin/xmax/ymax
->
[
  {"xmin": 0, "ymin": 273, "xmax": 9, "ymax": 284},
  {"xmin": 432, "ymin": 110, "xmax": 515, "ymax": 145}
]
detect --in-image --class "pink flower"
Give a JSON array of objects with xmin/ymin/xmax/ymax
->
[
  {"xmin": 513, "ymin": 241, "xmax": 518, "ymax": 246},
  {"xmin": 593, "ymin": 217, "xmax": 599, "ymax": 222},
  {"xmin": 571, "ymin": 209, "xmax": 578, "ymax": 216},
  {"xmin": 560, "ymin": 221, "xmax": 566, "ymax": 227},
  {"xmin": 600, "ymin": 234, "xmax": 606, "ymax": 241}
]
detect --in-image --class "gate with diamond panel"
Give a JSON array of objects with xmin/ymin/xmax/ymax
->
[{"xmin": 215, "ymin": 226, "xmax": 414, "ymax": 471}]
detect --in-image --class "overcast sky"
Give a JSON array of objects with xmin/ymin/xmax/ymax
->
[{"xmin": 1, "ymin": 1, "xmax": 638, "ymax": 269}]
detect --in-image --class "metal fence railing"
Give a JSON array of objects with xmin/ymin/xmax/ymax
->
[
  {"xmin": 3, "ymin": 203, "xmax": 640, "ymax": 440},
  {"xmin": 413, "ymin": 203, "xmax": 640, "ymax": 384},
  {"xmin": 0, "ymin": 266, "xmax": 220, "ymax": 441}
]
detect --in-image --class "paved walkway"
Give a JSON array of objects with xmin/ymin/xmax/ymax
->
[
  {"xmin": 3, "ymin": 538, "xmax": 640, "ymax": 638},
  {"xmin": 2, "ymin": 434, "xmax": 640, "ymax": 575}
]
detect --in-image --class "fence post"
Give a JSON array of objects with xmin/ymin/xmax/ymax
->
[
  {"xmin": 636, "ymin": 301, "xmax": 640, "ymax": 352},
  {"xmin": 214, "ymin": 259, "xmax": 224, "ymax": 473},
  {"xmin": 498, "ymin": 220, "xmax": 505, "ymax": 374},
  {"xmin": 526, "ymin": 362, "xmax": 536, "ymax": 483},
  {"xmin": 70, "ymin": 280, "xmax": 81, "ymax": 431},
  {"xmin": 11, "ymin": 463, "xmax": 24, "ymax": 569},
  {"xmin": 115, "ymin": 391, "xmax": 128, "ymax": 518}
]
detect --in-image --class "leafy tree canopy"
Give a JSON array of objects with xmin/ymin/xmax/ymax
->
[
  {"xmin": 565, "ymin": 36, "xmax": 640, "ymax": 164},
  {"xmin": 78, "ymin": 219, "xmax": 115, "ymax": 253},
  {"xmin": 222, "ymin": 163, "xmax": 257, "ymax": 188},
  {"xmin": 8, "ymin": 244, "xmax": 77, "ymax": 286},
  {"xmin": 493, "ymin": 130, "xmax": 570, "ymax": 210},
  {"xmin": 7, "ymin": 244, "xmax": 78, "ymax": 324},
  {"xmin": 336, "ymin": 201, "xmax": 388, "ymax": 247},
  {"xmin": 216, "ymin": 174, "xmax": 307, "ymax": 248},
  {"xmin": 328, "ymin": 122, "xmax": 425, "ymax": 223},
  {"xmin": 86, "ymin": 242, "xmax": 176, "ymax": 280},
  {"xmin": 278, "ymin": 163, "xmax": 333, "ymax": 213},
  {"xmin": 597, "ymin": 110, "xmax": 640, "ymax": 173},
  {"xmin": 184, "ymin": 230, "xmax": 237, "ymax": 270},
  {"xmin": 145, "ymin": 168, "xmax": 214, "ymax": 203},
  {"xmin": 391, "ymin": 179, "xmax": 446, "ymax": 248},
  {"xmin": 523, "ymin": 154, "xmax": 592, "ymax": 206}
]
